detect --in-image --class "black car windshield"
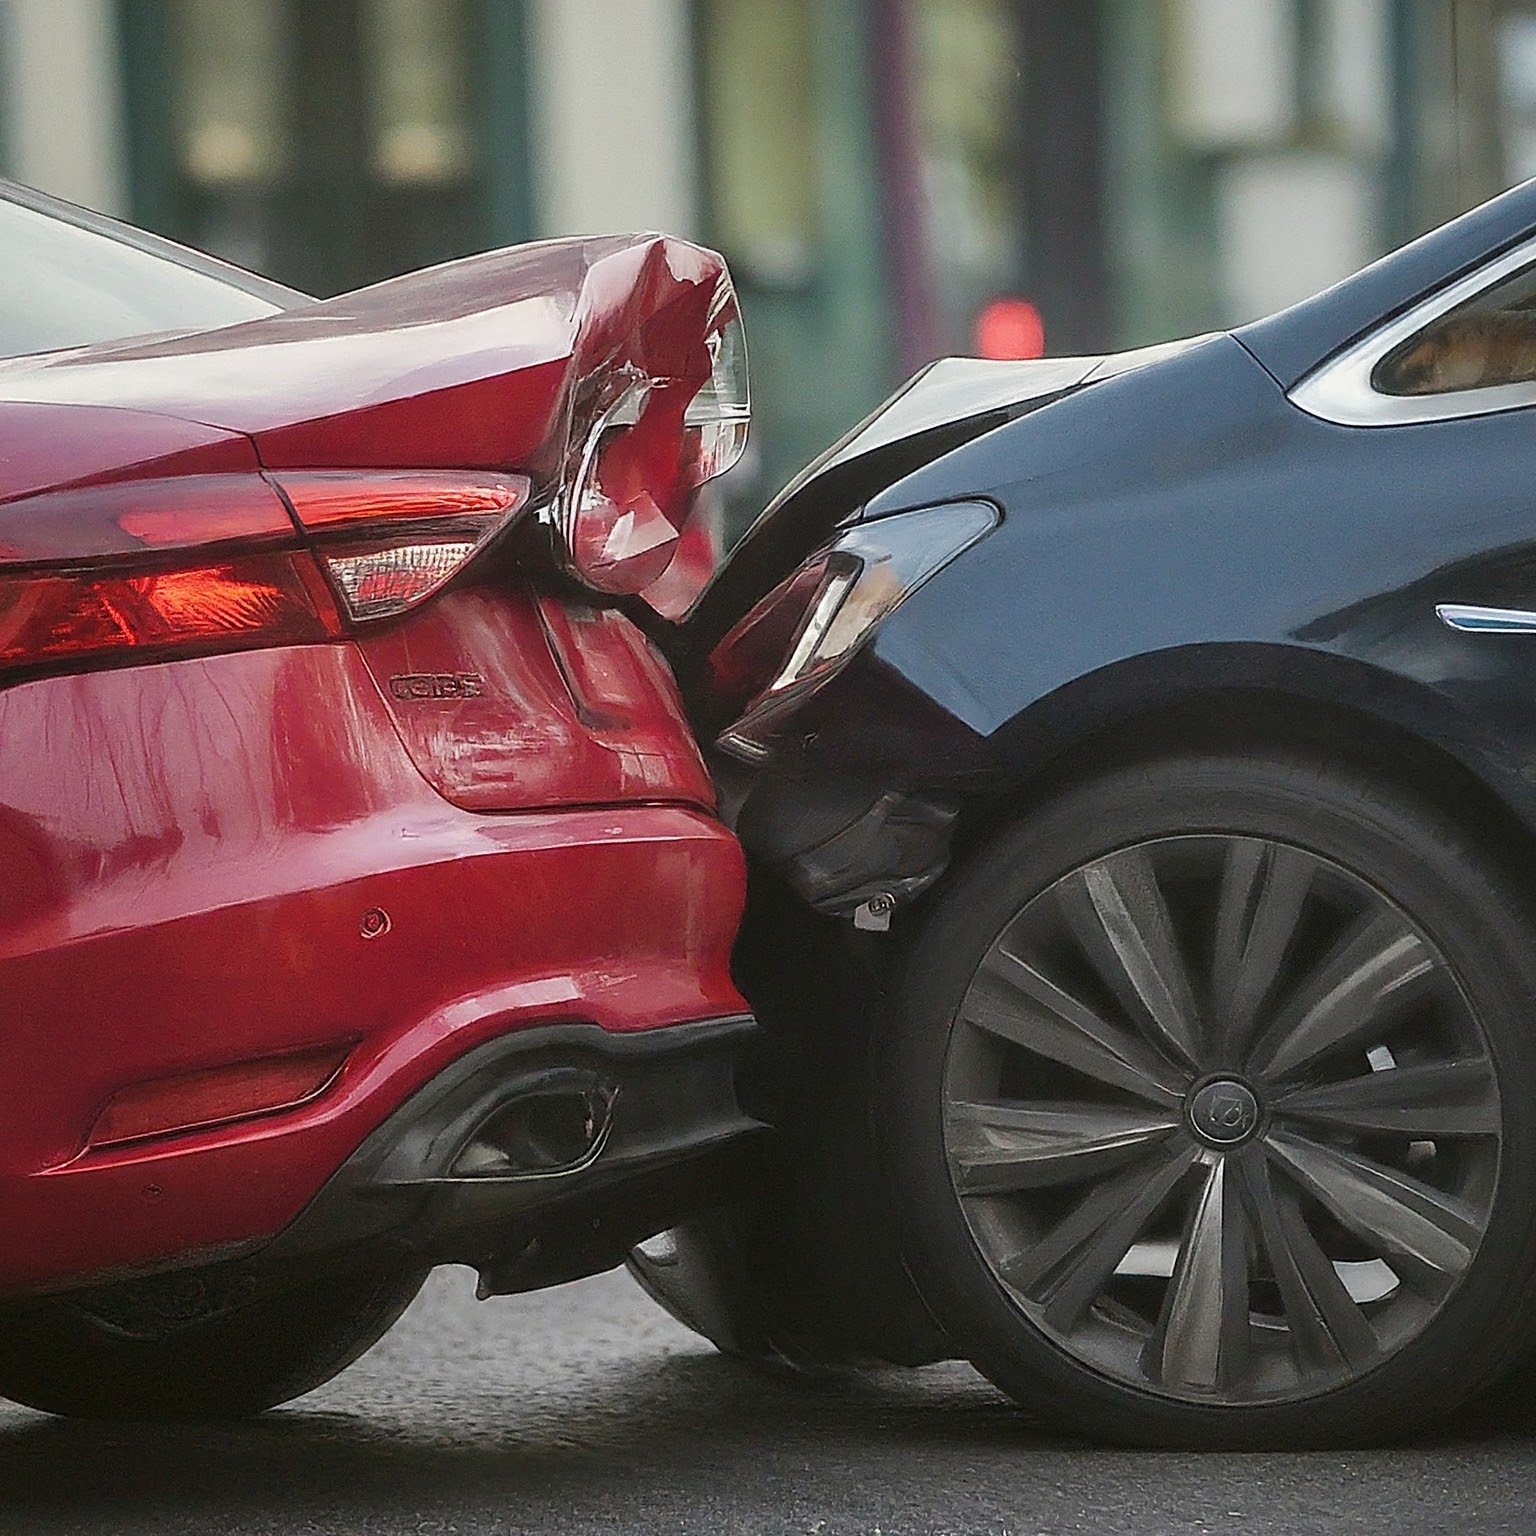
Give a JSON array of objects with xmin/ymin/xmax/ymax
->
[{"xmin": 0, "ymin": 181, "xmax": 306, "ymax": 361}]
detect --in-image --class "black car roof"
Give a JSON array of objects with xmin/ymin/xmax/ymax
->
[{"xmin": 1236, "ymin": 175, "xmax": 1536, "ymax": 387}]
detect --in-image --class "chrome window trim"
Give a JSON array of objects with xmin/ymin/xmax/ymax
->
[
  {"xmin": 1436, "ymin": 603, "xmax": 1536, "ymax": 634},
  {"xmin": 1289, "ymin": 234, "xmax": 1536, "ymax": 427}
]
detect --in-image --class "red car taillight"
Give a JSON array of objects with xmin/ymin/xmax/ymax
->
[
  {"xmin": 0, "ymin": 470, "xmax": 530, "ymax": 680},
  {"xmin": 0, "ymin": 553, "xmax": 336, "ymax": 672},
  {"xmin": 0, "ymin": 475, "xmax": 338, "ymax": 677},
  {"xmin": 272, "ymin": 470, "xmax": 530, "ymax": 620}
]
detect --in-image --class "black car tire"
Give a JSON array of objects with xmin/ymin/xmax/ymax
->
[
  {"xmin": 627, "ymin": 1190, "xmax": 942, "ymax": 1374},
  {"xmin": 0, "ymin": 1256, "xmax": 426, "ymax": 1419},
  {"xmin": 626, "ymin": 1208, "xmax": 778, "ymax": 1363},
  {"xmin": 627, "ymin": 870, "xmax": 948, "ymax": 1374},
  {"xmin": 879, "ymin": 751, "xmax": 1536, "ymax": 1448},
  {"xmin": 627, "ymin": 1131, "xmax": 946, "ymax": 1374}
]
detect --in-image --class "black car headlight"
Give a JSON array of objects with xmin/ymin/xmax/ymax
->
[{"xmin": 711, "ymin": 499, "xmax": 998, "ymax": 759}]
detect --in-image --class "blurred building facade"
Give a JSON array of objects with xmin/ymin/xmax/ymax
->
[{"xmin": 0, "ymin": 0, "xmax": 1530, "ymax": 510}]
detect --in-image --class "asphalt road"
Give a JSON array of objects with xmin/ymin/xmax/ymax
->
[{"xmin": 2, "ymin": 1264, "xmax": 1535, "ymax": 1535}]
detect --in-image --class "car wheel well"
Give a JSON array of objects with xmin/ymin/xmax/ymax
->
[{"xmin": 948, "ymin": 688, "xmax": 1536, "ymax": 906}]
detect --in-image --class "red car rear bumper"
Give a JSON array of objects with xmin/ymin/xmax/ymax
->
[{"xmin": 0, "ymin": 630, "xmax": 751, "ymax": 1296}]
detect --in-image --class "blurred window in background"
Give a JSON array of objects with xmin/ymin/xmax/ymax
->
[
  {"xmin": 1499, "ymin": 6, "xmax": 1536, "ymax": 183},
  {"xmin": 174, "ymin": 0, "xmax": 289, "ymax": 187},
  {"xmin": 353, "ymin": 0, "xmax": 480, "ymax": 288},
  {"xmin": 364, "ymin": 0, "xmax": 475, "ymax": 188},
  {"xmin": 1104, "ymin": 0, "xmax": 1392, "ymax": 346},
  {"xmin": 899, "ymin": 1, "xmax": 1107, "ymax": 363},
  {"xmin": 695, "ymin": 0, "xmax": 892, "ymax": 519},
  {"xmin": 124, "ymin": 0, "xmax": 519, "ymax": 296},
  {"xmin": 910, "ymin": 0, "xmax": 1026, "ymax": 357},
  {"xmin": 699, "ymin": 0, "xmax": 816, "ymax": 290},
  {"xmin": 171, "ymin": 0, "xmax": 289, "ymax": 273}
]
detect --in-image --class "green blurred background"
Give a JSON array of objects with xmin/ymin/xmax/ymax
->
[{"xmin": 0, "ymin": 1, "xmax": 1525, "ymax": 519}]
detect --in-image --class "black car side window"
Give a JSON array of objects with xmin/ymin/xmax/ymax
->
[{"xmin": 1375, "ymin": 263, "xmax": 1536, "ymax": 396}]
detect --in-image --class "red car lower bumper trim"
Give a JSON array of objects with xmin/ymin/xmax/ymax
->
[{"xmin": 243, "ymin": 1014, "xmax": 764, "ymax": 1297}]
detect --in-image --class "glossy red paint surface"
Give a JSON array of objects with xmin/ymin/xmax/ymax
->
[
  {"xmin": 0, "ymin": 235, "xmax": 741, "ymax": 614},
  {"xmin": 0, "ymin": 639, "xmax": 746, "ymax": 1294},
  {"xmin": 356, "ymin": 586, "xmax": 716, "ymax": 812},
  {"xmin": 0, "ymin": 401, "xmax": 258, "ymax": 505},
  {"xmin": 0, "ymin": 228, "xmax": 754, "ymax": 1300}
]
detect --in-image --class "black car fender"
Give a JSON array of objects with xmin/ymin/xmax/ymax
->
[{"xmin": 731, "ymin": 333, "xmax": 1536, "ymax": 912}]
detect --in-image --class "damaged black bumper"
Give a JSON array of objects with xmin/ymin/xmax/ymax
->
[{"xmin": 717, "ymin": 749, "xmax": 960, "ymax": 921}]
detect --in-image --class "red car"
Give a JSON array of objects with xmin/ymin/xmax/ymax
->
[{"xmin": 0, "ymin": 181, "xmax": 761, "ymax": 1417}]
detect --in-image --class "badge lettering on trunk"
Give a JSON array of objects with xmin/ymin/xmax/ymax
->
[{"xmin": 387, "ymin": 672, "xmax": 485, "ymax": 701}]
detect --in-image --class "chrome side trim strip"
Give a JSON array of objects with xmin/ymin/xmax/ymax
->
[
  {"xmin": 1436, "ymin": 603, "xmax": 1536, "ymax": 633},
  {"xmin": 1290, "ymin": 235, "xmax": 1536, "ymax": 428}
]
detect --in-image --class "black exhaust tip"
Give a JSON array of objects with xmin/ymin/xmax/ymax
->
[{"xmin": 451, "ymin": 1069, "xmax": 618, "ymax": 1178}]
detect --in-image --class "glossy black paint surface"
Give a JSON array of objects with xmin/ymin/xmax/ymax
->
[
  {"xmin": 686, "ymin": 357, "xmax": 1090, "ymax": 653},
  {"xmin": 713, "ymin": 186, "xmax": 1536, "ymax": 906}
]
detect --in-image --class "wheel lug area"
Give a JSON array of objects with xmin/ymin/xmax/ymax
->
[{"xmin": 1185, "ymin": 1076, "xmax": 1263, "ymax": 1148}]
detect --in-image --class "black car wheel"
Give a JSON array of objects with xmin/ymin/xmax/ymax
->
[
  {"xmin": 627, "ymin": 869, "xmax": 950, "ymax": 1374},
  {"xmin": 880, "ymin": 752, "xmax": 1536, "ymax": 1447},
  {"xmin": 0, "ymin": 1256, "xmax": 426, "ymax": 1419}
]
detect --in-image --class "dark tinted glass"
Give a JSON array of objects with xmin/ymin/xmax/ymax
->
[
  {"xmin": 0, "ymin": 182, "xmax": 304, "ymax": 360},
  {"xmin": 1375, "ymin": 261, "xmax": 1536, "ymax": 395}
]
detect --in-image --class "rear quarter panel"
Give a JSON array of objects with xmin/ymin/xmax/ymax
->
[{"xmin": 356, "ymin": 585, "xmax": 715, "ymax": 811}]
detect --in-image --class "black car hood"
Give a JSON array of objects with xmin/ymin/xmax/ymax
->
[
  {"xmin": 766, "ymin": 336, "xmax": 1211, "ymax": 526},
  {"xmin": 689, "ymin": 336, "xmax": 1210, "ymax": 646}
]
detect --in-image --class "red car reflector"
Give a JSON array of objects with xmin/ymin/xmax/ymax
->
[
  {"xmin": 0, "ymin": 551, "xmax": 338, "ymax": 673},
  {"xmin": 86, "ymin": 1044, "xmax": 352, "ymax": 1150},
  {"xmin": 274, "ymin": 471, "xmax": 531, "ymax": 621}
]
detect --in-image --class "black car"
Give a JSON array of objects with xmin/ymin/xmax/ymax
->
[{"xmin": 633, "ymin": 173, "xmax": 1536, "ymax": 1449}]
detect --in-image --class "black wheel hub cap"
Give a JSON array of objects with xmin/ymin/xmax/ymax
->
[{"xmin": 1187, "ymin": 1078, "xmax": 1261, "ymax": 1146}]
